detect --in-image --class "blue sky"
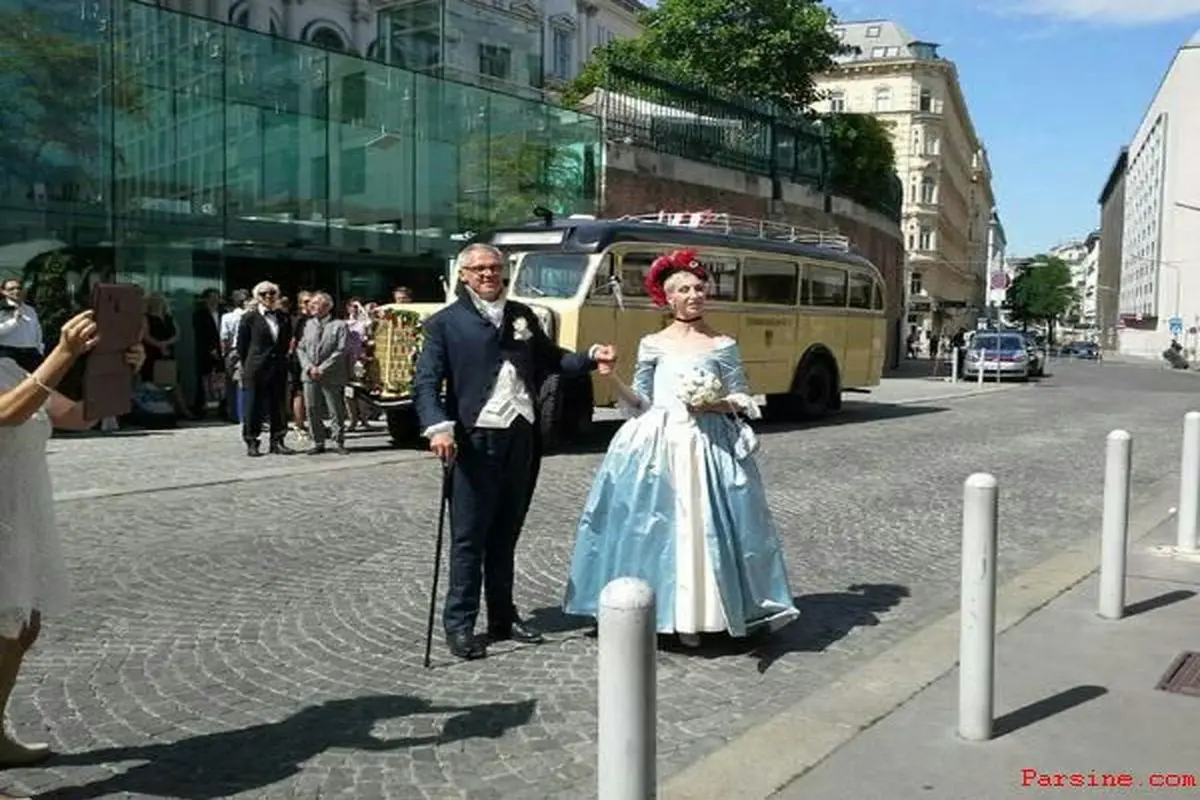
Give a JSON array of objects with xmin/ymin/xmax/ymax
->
[{"xmin": 824, "ymin": 0, "xmax": 1200, "ymax": 255}]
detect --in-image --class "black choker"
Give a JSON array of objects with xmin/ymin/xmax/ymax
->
[{"xmin": 674, "ymin": 315, "xmax": 702, "ymax": 323}]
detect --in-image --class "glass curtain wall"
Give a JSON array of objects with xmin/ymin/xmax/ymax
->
[{"xmin": 0, "ymin": 0, "xmax": 599, "ymax": 401}]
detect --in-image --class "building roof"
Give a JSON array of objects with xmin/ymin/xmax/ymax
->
[
  {"xmin": 1098, "ymin": 147, "xmax": 1129, "ymax": 206},
  {"xmin": 831, "ymin": 19, "xmax": 941, "ymax": 63}
]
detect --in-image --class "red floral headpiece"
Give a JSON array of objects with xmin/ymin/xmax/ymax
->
[{"xmin": 644, "ymin": 249, "xmax": 708, "ymax": 307}]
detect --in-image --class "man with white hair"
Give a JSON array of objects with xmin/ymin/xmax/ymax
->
[
  {"xmin": 235, "ymin": 281, "xmax": 294, "ymax": 456},
  {"xmin": 413, "ymin": 242, "xmax": 617, "ymax": 660}
]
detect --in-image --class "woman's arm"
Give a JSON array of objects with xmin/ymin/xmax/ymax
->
[
  {"xmin": 0, "ymin": 346, "xmax": 79, "ymax": 427},
  {"xmin": 47, "ymin": 344, "xmax": 146, "ymax": 431}
]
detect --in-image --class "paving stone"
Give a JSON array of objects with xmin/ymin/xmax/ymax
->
[{"xmin": 1, "ymin": 361, "xmax": 1196, "ymax": 797}]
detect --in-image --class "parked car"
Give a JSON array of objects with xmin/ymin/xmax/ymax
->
[{"xmin": 964, "ymin": 332, "xmax": 1031, "ymax": 380}]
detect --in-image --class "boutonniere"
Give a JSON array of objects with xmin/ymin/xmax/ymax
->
[{"xmin": 511, "ymin": 316, "xmax": 532, "ymax": 341}]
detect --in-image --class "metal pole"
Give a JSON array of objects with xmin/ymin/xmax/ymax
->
[
  {"xmin": 976, "ymin": 350, "xmax": 985, "ymax": 386},
  {"xmin": 1178, "ymin": 412, "xmax": 1200, "ymax": 552},
  {"xmin": 598, "ymin": 577, "xmax": 656, "ymax": 799},
  {"xmin": 1098, "ymin": 430, "xmax": 1132, "ymax": 620},
  {"xmin": 958, "ymin": 472, "xmax": 998, "ymax": 742}
]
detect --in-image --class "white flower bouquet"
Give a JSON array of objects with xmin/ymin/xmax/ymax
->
[{"xmin": 676, "ymin": 367, "xmax": 724, "ymax": 409}]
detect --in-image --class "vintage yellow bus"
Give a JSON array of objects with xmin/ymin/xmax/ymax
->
[{"xmin": 358, "ymin": 212, "xmax": 888, "ymax": 448}]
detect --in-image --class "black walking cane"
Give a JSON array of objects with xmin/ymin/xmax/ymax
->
[{"xmin": 423, "ymin": 461, "xmax": 453, "ymax": 668}]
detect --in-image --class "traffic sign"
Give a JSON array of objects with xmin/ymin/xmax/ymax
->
[{"xmin": 1169, "ymin": 315, "xmax": 1184, "ymax": 335}]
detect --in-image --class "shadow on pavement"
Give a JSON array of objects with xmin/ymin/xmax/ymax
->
[
  {"xmin": 993, "ymin": 685, "xmax": 1107, "ymax": 738},
  {"xmin": 38, "ymin": 694, "xmax": 535, "ymax": 799},
  {"xmin": 1125, "ymin": 589, "xmax": 1197, "ymax": 618}
]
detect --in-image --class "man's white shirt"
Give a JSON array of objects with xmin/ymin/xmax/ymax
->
[{"xmin": 0, "ymin": 302, "xmax": 43, "ymax": 353}]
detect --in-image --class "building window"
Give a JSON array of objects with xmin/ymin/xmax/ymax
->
[
  {"xmin": 865, "ymin": 25, "xmax": 881, "ymax": 37},
  {"xmin": 871, "ymin": 46, "xmax": 886, "ymax": 58},
  {"xmin": 552, "ymin": 27, "xmax": 572, "ymax": 78},
  {"xmin": 309, "ymin": 27, "xmax": 347, "ymax": 53},
  {"xmin": 829, "ymin": 90, "xmax": 846, "ymax": 112},
  {"xmin": 925, "ymin": 132, "xmax": 940, "ymax": 155},
  {"xmin": 910, "ymin": 272, "xmax": 923, "ymax": 296},
  {"xmin": 874, "ymin": 87, "xmax": 891, "ymax": 112},
  {"xmin": 920, "ymin": 175, "xmax": 936, "ymax": 204},
  {"xmin": 478, "ymin": 44, "xmax": 512, "ymax": 80},
  {"xmin": 919, "ymin": 87, "xmax": 932, "ymax": 112},
  {"xmin": 918, "ymin": 226, "xmax": 934, "ymax": 251},
  {"xmin": 340, "ymin": 146, "xmax": 366, "ymax": 195}
]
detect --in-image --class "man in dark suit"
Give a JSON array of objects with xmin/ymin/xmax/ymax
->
[
  {"xmin": 235, "ymin": 281, "xmax": 295, "ymax": 457},
  {"xmin": 414, "ymin": 243, "xmax": 615, "ymax": 660},
  {"xmin": 191, "ymin": 288, "xmax": 223, "ymax": 417}
]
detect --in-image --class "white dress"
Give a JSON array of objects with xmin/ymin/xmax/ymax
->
[{"xmin": 0, "ymin": 358, "xmax": 70, "ymax": 639}]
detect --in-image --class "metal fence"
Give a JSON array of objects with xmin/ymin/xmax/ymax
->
[{"xmin": 582, "ymin": 60, "xmax": 901, "ymax": 223}]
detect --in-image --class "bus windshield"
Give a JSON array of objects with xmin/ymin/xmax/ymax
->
[{"xmin": 510, "ymin": 252, "xmax": 591, "ymax": 299}]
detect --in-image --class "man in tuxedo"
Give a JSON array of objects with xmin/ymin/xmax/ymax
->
[
  {"xmin": 235, "ymin": 281, "xmax": 294, "ymax": 457},
  {"xmin": 191, "ymin": 288, "xmax": 223, "ymax": 417},
  {"xmin": 413, "ymin": 243, "xmax": 616, "ymax": 661}
]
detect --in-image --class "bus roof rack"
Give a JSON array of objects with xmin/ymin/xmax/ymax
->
[{"xmin": 619, "ymin": 211, "xmax": 851, "ymax": 252}]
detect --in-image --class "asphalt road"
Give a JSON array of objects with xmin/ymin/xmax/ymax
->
[{"xmin": 5, "ymin": 358, "xmax": 1199, "ymax": 799}]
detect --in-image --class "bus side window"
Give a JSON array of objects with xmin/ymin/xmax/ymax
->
[
  {"xmin": 590, "ymin": 253, "xmax": 616, "ymax": 295},
  {"xmin": 872, "ymin": 279, "xmax": 885, "ymax": 310},
  {"xmin": 742, "ymin": 258, "xmax": 799, "ymax": 305},
  {"xmin": 809, "ymin": 265, "xmax": 848, "ymax": 307},
  {"xmin": 848, "ymin": 272, "xmax": 873, "ymax": 309},
  {"xmin": 618, "ymin": 252, "xmax": 659, "ymax": 297}
]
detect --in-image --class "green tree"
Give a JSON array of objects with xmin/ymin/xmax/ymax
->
[
  {"xmin": 822, "ymin": 113, "xmax": 899, "ymax": 214},
  {"xmin": 561, "ymin": 0, "xmax": 845, "ymax": 113},
  {"xmin": 1005, "ymin": 255, "xmax": 1078, "ymax": 341},
  {"xmin": 0, "ymin": 6, "xmax": 142, "ymax": 186},
  {"xmin": 455, "ymin": 136, "xmax": 593, "ymax": 232}
]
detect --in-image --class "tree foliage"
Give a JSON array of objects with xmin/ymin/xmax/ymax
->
[
  {"xmin": 822, "ymin": 114, "xmax": 900, "ymax": 215},
  {"xmin": 561, "ymin": 0, "xmax": 845, "ymax": 113},
  {"xmin": 455, "ymin": 135, "xmax": 594, "ymax": 232},
  {"xmin": 0, "ymin": 5, "xmax": 142, "ymax": 187},
  {"xmin": 1005, "ymin": 256, "xmax": 1078, "ymax": 330}
]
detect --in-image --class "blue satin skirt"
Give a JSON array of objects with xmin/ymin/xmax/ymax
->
[{"xmin": 563, "ymin": 408, "xmax": 798, "ymax": 636}]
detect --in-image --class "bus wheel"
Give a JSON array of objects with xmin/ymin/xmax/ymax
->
[
  {"xmin": 796, "ymin": 359, "xmax": 836, "ymax": 419},
  {"xmin": 386, "ymin": 408, "xmax": 419, "ymax": 447}
]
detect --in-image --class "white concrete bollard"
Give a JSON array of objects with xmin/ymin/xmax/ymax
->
[
  {"xmin": 950, "ymin": 347, "xmax": 959, "ymax": 383},
  {"xmin": 976, "ymin": 350, "xmax": 985, "ymax": 386},
  {"xmin": 1178, "ymin": 412, "xmax": 1200, "ymax": 553},
  {"xmin": 598, "ymin": 577, "xmax": 656, "ymax": 800},
  {"xmin": 1098, "ymin": 430, "xmax": 1132, "ymax": 620},
  {"xmin": 959, "ymin": 473, "xmax": 998, "ymax": 742}
]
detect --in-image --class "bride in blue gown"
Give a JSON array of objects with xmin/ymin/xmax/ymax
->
[{"xmin": 563, "ymin": 249, "xmax": 799, "ymax": 645}]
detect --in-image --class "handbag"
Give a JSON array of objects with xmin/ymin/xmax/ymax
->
[{"xmin": 152, "ymin": 358, "xmax": 178, "ymax": 387}]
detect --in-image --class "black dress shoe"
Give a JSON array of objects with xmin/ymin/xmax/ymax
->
[
  {"xmin": 246, "ymin": 441, "xmax": 262, "ymax": 457},
  {"xmin": 488, "ymin": 619, "xmax": 545, "ymax": 644},
  {"xmin": 307, "ymin": 445, "xmax": 326, "ymax": 456},
  {"xmin": 446, "ymin": 632, "xmax": 487, "ymax": 660},
  {"xmin": 332, "ymin": 443, "xmax": 349, "ymax": 455},
  {"xmin": 270, "ymin": 441, "xmax": 295, "ymax": 455}
]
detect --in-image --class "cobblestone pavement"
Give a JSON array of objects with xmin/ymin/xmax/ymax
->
[{"xmin": 5, "ymin": 360, "xmax": 1196, "ymax": 799}]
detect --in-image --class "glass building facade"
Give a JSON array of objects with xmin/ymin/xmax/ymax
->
[{"xmin": 0, "ymin": 0, "xmax": 599, "ymax": 396}]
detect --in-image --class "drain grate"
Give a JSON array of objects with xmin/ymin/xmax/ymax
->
[{"xmin": 1155, "ymin": 652, "xmax": 1200, "ymax": 697}]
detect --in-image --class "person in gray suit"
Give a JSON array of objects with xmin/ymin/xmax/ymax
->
[{"xmin": 297, "ymin": 292, "xmax": 349, "ymax": 455}]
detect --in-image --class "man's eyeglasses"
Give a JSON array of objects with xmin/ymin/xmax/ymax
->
[
  {"xmin": 258, "ymin": 290, "xmax": 277, "ymax": 297},
  {"xmin": 462, "ymin": 264, "xmax": 503, "ymax": 275}
]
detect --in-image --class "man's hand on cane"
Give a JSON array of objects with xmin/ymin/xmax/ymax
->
[{"xmin": 430, "ymin": 431, "xmax": 456, "ymax": 463}]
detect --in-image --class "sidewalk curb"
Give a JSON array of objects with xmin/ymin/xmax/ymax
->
[
  {"xmin": 661, "ymin": 473, "xmax": 1181, "ymax": 800},
  {"xmin": 52, "ymin": 450, "xmax": 426, "ymax": 503},
  {"xmin": 885, "ymin": 384, "xmax": 1021, "ymax": 407}
]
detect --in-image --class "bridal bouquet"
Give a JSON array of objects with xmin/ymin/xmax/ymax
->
[{"xmin": 676, "ymin": 367, "xmax": 724, "ymax": 409}]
